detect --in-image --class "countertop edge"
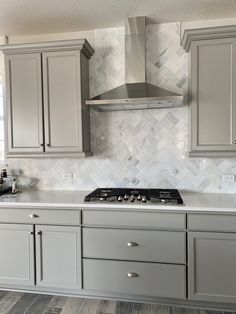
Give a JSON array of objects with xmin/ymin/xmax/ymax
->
[{"xmin": 0, "ymin": 201, "xmax": 236, "ymax": 213}]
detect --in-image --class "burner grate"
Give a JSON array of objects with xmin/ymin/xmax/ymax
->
[{"xmin": 84, "ymin": 188, "xmax": 184, "ymax": 205}]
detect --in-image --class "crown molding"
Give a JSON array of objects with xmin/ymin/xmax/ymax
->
[
  {"xmin": 181, "ymin": 25, "xmax": 236, "ymax": 52},
  {"xmin": 0, "ymin": 38, "xmax": 94, "ymax": 58}
]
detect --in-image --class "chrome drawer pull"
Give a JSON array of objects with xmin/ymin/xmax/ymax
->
[
  {"xmin": 127, "ymin": 272, "xmax": 139, "ymax": 278},
  {"xmin": 28, "ymin": 213, "xmax": 39, "ymax": 219},
  {"xmin": 127, "ymin": 242, "xmax": 138, "ymax": 247}
]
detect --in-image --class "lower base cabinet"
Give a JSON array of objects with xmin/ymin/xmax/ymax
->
[
  {"xmin": 3, "ymin": 210, "xmax": 236, "ymax": 308},
  {"xmin": 188, "ymin": 232, "xmax": 236, "ymax": 303},
  {"xmin": 35, "ymin": 225, "xmax": 81, "ymax": 289},
  {"xmin": 0, "ymin": 224, "xmax": 34, "ymax": 286},
  {"xmin": 0, "ymin": 223, "xmax": 81, "ymax": 290},
  {"xmin": 83, "ymin": 259, "xmax": 186, "ymax": 299}
]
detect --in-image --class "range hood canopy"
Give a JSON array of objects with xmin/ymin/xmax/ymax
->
[{"xmin": 86, "ymin": 17, "xmax": 183, "ymax": 111}]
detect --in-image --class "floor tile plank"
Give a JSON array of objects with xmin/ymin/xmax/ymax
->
[
  {"xmin": 132, "ymin": 302, "xmax": 152, "ymax": 314},
  {"xmin": 0, "ymin": 291, "xmax": 24, "ymax": 305},
  {"xmin": 150, "ymin": 304, "xmax": 170, "ymax": 314},
  {"xmin": 24, "ymin": 294, "xmax": 53, "ymax": 314},
  {"xmin": 60, "ymin": 297, "xmax": 84, "ymax": 314},
  {"xmin": 115, "ymin": 301, "xmax": 134, "ymax": 314},
  {"xmin": 79, "ymin": 298, "xmax": 100, "ymax": 314},
  {"xmin": 7, "ymin": 293, "xmax": 39, "ymax": 314},
  {"xmin": 43, "ymin": 308, "xmax": 62, "ymax": 314},
  {"xmin": 48, "ymin": 296, "xmax": 68, "ymax": 309},
  {"xmin": 96, "ymin": 299, "xmax": 117, "ymax": 314},
  {"xmin": 0, "ymin": 291, "xmax": 226, "ymax": 314}
]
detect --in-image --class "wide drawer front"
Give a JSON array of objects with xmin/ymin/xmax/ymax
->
[
  {"xmin": 188, "ymin": 214, "xmax": 236, "ymax": 232},
  {"xmin": 83, "ymin": 259, "xmax": 186, "ymax": 299},
  {"xmin": 83, "ymin": 211, "xmax": 186, "ymax": 230},
  {"xmin": 0, "ymin": 208, "xmax": 81, "ymax": 225},
  {"xmin": 83, "ymin": 228, "xmax": 186, "ymax": 264}
]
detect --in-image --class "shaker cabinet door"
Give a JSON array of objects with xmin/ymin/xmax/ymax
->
[
  {"xmin": 42, "ymin": 51, "xmax": 83, "ymax": 153},
  {"xmin": 5, "ymin": 54, "xmax": 44, "ymax": 153},
  {"xmin": 190, "ymin": 38, "xmax": 236, "ymax": 156},
  {"xmin": 188, "ymin": 232, "xmax": 236, "ymax": 303},
  {"xmin": 35, "ymin": 225, "xmax": 81, "ymax": 289},
  {"xmin": 0, "ymin": 224, "xmax": 35, "ymax": 286}
]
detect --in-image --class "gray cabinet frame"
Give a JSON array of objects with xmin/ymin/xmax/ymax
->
[
  {"xmin": 1, "ymin": 39, "xmax": 94, "ymax": 158},
  {"xmin": 190, "ymin": 38, "xmax": 236, "ymax": 156},
  {"xmin": 35, "ymin": 225, "xmax": 81, "ymax": 289},
  {"xmin": 0, "ymin": 224, "xmax": 35, "ymax": 286},
  {"xmin": 188, "ymin": 231, "xmax": 236, "ymax": 303},
  {"xmin": 182, "ymin": 26, "xmax": 236, "ymax": 157},
  {"xmin": 5, "ymin": 53, "xmax": 44, "ymax": 154}
]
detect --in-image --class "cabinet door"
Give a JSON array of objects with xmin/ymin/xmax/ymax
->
[
  {"xmin": 42, "ymin": 51, "xmax": 83, "ymax": 152},
  {"xmin": 188, "ymin": 232, "xmax": 236, "ymax": 303},
  {"xmin": 5, "ymin": 54, "xmax": 44, "ymax": 153},
  {"xmin": 0, "ymin": 224, "xmax": 34, "ymax": 286},
  {"xmin": 35, "ymin": 225, "xmax": 81, "ymax": 289},
  {"xmin": 190, "ymin": 38, "xmax": 236, "ymax": 155}
]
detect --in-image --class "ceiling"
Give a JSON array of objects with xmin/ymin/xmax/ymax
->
[{"xmin": 1, "ymin": 0, "xmax": 236, "ymax": 36}]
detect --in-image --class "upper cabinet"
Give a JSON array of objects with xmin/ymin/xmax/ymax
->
[
  {"xmin": 182, "ymin": 26, "xmax": 236, "ymax": 157},
  {"xmin": 1, "ymin": 39, "xmax": 94, "ymax": 158}
]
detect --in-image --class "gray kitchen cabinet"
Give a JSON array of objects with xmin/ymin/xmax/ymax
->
[
  {"xmin": 182, "ymin": 27, "xmax": 236, "ymax": 157},
  {"xmin": 83, "ymin": 259, "xmax": 186, "ymax": 299},
  {"xmin": 82, "ymin": 210, "xmax": 187, "ymax": 300},
  {"xmin": 0, "ymin": 224, "xmax": 34, "ymax": 286},
  {"xmin": 83, "ymin": 228, "xmax": 186, "ymax": 264},
  {"xmin": 5, "ymin": 53, "xmax": 44, "ymax": 153},
  {"xmin": 188, "ymin": 231, "xmax": 236, "ymax": 303},
  {"xmin": 35, "ymin": 225, "xmax": 81, "ymax": 289},
  {"xmin": 43, "ymin": 50, "xmax": 87, "ymax": 153},
  {"xmin": 1, "ymin": 39, "xmax": 94, "ymax": 158}
]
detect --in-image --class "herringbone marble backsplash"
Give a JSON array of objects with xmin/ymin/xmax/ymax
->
[{"xmin": 7, "ymin": 23, "xmax": 236, "ymax": 193}]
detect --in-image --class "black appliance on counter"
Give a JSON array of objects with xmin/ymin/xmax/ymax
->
[{"xmin": 84, "ymin": 188, "xmax": 184, "ymax": 205}]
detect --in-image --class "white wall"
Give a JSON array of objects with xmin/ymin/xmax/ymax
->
[{"xmin": 8, "ymin": 30, "xmax": 95, "ymax": 48}]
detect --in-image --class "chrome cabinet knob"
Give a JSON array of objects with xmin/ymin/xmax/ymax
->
[
  {"xmin": 28, "ymin": 231, "xmax": 34, "ymax": 235},
  {"xmin": 29, "ymin": 213, "xmax": 39, "ymax": 219},
  {"xmin": 36, "ymin": 231, "xmax": 42, "ymax": 235},
  {"xmin": 127, "ymin": 242, "xmax": 138, "ymax": 247},
  {"xmin": 127, "ymin": 272, "xmax": 139, "ymax": 278}
]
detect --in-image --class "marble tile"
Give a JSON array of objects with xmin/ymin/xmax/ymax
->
[{"xmin": 5, "ymin": 23, "xmax": 236, "ymax": 194}]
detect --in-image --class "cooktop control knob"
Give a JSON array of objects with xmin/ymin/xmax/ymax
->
[
  {"xmin": 124, "ymin": 194, "xmax": 129, "ymax": 200},
  {"xmin": 130, "ymin": 194, "xmax": 135, "ymax": 202},
  {"xmin": 142, "ymin": 196, "xmax": 147, "ymax": 202},
  {"xmin": 117, "ymin": 195, "xmax": 123, "ymax": 202},
  {"xmin": 137, "ymin": 195, "xmax": 142, "ymax": 201}
]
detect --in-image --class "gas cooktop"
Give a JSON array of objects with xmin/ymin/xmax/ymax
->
[{"xmin": 84, "ymin": 188, "xmax": 184, "ymax": 205}]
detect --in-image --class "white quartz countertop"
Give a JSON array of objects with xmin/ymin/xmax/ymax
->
[{"xmin": 0, "ymin": 190, "xmax": 236, "ymax": 212}]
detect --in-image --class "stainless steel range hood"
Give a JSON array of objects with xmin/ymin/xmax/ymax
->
[{"xmin": 86, "ymin": 17, "xmax": 183, "ymax": 112}]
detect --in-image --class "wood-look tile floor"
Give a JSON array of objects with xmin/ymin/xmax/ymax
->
[{"xmin": 0, "ymin": 291, "xmax": 231, "ymax": 314}]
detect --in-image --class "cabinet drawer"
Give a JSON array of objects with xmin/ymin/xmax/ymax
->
[
  {"xmin": 188, "ymin": 214, "xmax": 236, "ymax": 232},
  {"xmin": 0, "ymin": 208, "xmax": 81, "ymax": 225},
  {"xmin": 83, "ymin": 228, "xmax": 186, "ymax": 264},
  {"xmin": 83, "ymin": 211, "xmax": 186, "ymax": 230},
  {"xmin": 83, "ymin": 259, "xmax": 186, "ymax": 299}
]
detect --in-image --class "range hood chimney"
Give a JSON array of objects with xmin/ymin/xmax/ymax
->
[{"xmin": 86, "ymin": 17, "xmax": 183, "ymax": 111}]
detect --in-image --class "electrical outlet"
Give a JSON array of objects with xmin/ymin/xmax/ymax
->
[
  {"xmin": 222, "ymin": 174, "xmax": 235, "ymax": 183},
  {"xmin": 63, "ymin": 172, "xmax": 74, "ymax": 181}
]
